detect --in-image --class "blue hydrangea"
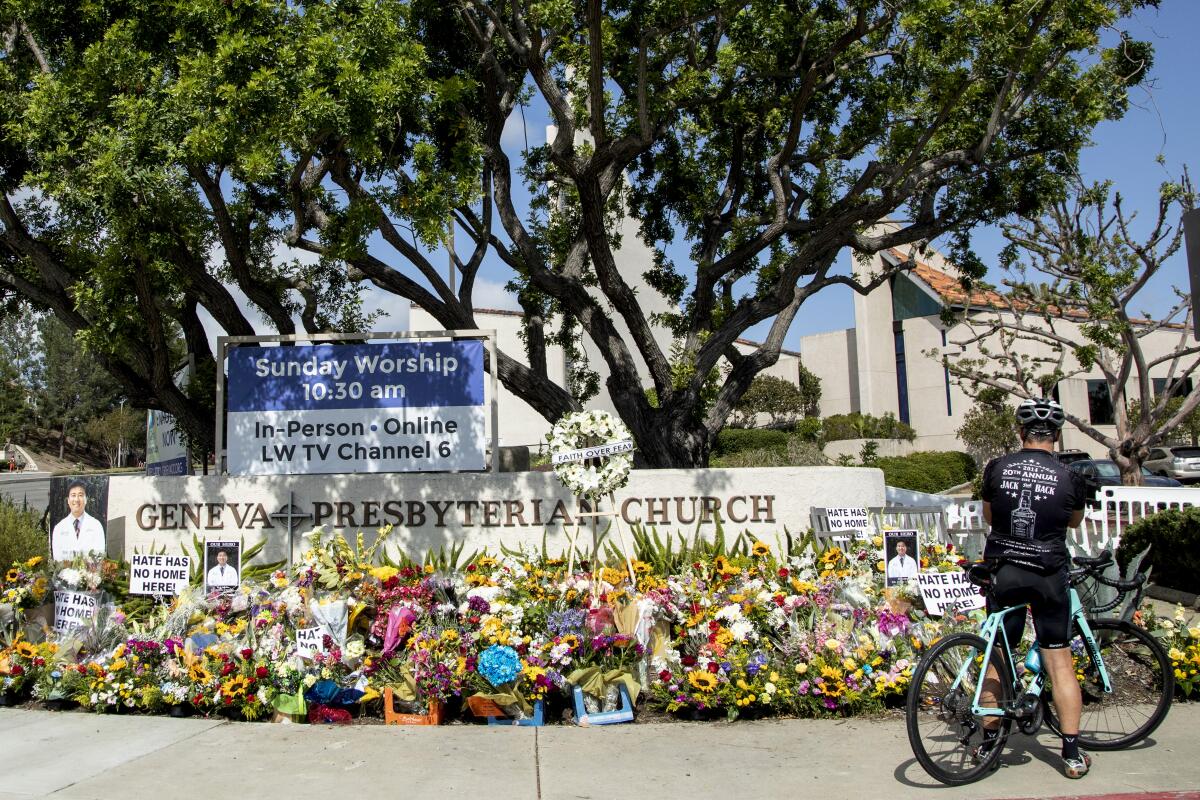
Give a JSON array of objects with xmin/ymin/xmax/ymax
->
[
  {"xmin": 478, "ymin": 645, "xmax": 523, "ymax": 688},
  {"xmin": 547, "ymin": 608, "xmax": 587, "ymax": 637}
]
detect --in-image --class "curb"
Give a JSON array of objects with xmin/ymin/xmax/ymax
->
[{"xmin": 1146, "ymin": 583, "xmax": 1200, "ymax": 610}]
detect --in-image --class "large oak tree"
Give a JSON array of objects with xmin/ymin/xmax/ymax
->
[{"xmin": 0, "ymin": 0, "xmax": 1157, "ymax": 466}]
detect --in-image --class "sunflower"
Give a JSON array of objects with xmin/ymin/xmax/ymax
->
[
  {"xmin": 821, "ymin": 665, "xmax": 844, "ymax": 681},
  {"xmin": 188, "ymin": 663, "xmax": 212, "ymax": 684},
  {"xmin": 713, "ymin": 556, "xmax": 741, "ymax": 577},
  {"xmin": 751, "ymin": 541, "xmax": 771, "ymax": 557},
  {"xmin": 222, "ymin": 675, "xmax": 251, "ymax": 699},
  {"xmin": 600, "ymin": 567, "xmax": 627, "ymax": 585},
  {"xmin": 24, "ymin": 556, "xmax": 43, "ymax": 568},
  {"xmin": 631, "ymin": 560, "xmax": 652, "ymax": 576},
  {"xmin": 3, "ymin": 569, "xmax": 18, "ymax": 583},
  {"xmin": 687, "ymin": 670, "xmax": 718, "ymax": 692},
  {"xmin": 14, "ymin": 641, "xmax": 37, "ymax": 659}
]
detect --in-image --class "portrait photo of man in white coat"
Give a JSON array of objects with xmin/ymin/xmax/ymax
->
[
  {"xmin": 51, "ymin": 479, "xmax": 106, "ymax": 562},
  {"xmin": 204, "ymin": 544, "xmax": 241, "ymax": 593},
  {"xmin": 885, "ymin": 531, "xmax": 920, "ymax": 587}
]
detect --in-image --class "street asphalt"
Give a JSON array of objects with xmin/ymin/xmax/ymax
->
[
  {"xmin": 0, "ymin": 703, "xmax": 1197, "ymax": 800},
  {"xmin": 0, "ymin": 472, "xmax": 50, "ymax": 516}
]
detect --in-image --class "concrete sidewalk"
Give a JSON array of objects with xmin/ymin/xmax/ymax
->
[{"xmin": 1, "ymin": 704, "xmax": 1198, "ymax": 800}]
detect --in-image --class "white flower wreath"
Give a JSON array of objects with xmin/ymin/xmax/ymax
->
[{"xmin": 547, "ymin": 410, "xmax": 635, "ymax": 498}]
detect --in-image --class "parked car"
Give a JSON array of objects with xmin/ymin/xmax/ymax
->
[
  {"xmin": 1067, "ymin": 459, "xmax": 1183, "ymax": 502},
  {"xmin": 1054, "ymin": 449, "xmax": 1092, "ymax": 465},
  {"xmin": 1143, "ymin": 445, "xmax": 1200, "ymax": 483}
]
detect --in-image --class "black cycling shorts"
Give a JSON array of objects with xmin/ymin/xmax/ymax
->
[{"xmin": 986, "ymin": 562, "xmax": 1072, "ymax": 649}]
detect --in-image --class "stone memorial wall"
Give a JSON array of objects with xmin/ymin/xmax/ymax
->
[{"xmin": 103, "ymin": 467, "xmax": 885, "ymax": 564}]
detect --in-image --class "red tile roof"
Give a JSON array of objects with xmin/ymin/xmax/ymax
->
[{"xmin": 888, "ymin": 248, "xmax": 1181, "ymax": 329}]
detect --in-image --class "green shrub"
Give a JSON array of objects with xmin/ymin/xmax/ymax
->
[
  {"xmin": 713, "ymin": 428, "xmax": 791, "ymax": 457},
  {"xmin": 874, "ymin": 451, "xmax": 977, "ymax": 494},
  {"xmin": 711, "ymin": 439, "xmax": 829, "ymax": 468},
  {"xmin": 0, "ymin": 496, "xmax": 47, "ymax": 568},
  {"xmin": 794, "ymin": 417, "xmax": 823, "ymax": 442},
  {"xmin": 1117, "ymin": 508, "xmax": 1200, "ymax": 594},
  {"xmin": 821, "ymin": 412, "xmax": 916, "ymax": 443}
]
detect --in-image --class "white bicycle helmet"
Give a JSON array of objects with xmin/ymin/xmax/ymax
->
[{"xmin": 1015, "ymin": 397, "xmax": 1065, "ymax": 433}]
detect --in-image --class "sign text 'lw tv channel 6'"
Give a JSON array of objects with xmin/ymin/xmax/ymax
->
[{"xmin": 226, "ymin": 340, "xmax": 487, "ymax": 475}]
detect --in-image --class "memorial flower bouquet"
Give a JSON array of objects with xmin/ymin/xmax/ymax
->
[
  {"xmin": 564, "ymin": 632, "xmax": 644, "ymax": 713},
  {"xmin": 298, "ymin": 526, "xmax": 394, "ymax": 593},
  {"xmin": 370, "ymin": 618, "xmax": 473, "ymax": 712},
  {"xmin": 1142, "ymin": 604, "xmax": 1200, "ymax": 698},
  {"xmin": 214, "ymin": 647, "xmax": 275, "ymax": 720},
  {"xmin": 54, "ymin": 555, "xmax": 108, "ymax": 592},
  {"xmin": 0, "ymin": 635, "xmax": 55, "ymax": 699},
  {"xmin": 469, "ymin": 644, "xmax": 533, "ymax": 717},
  {"xmin": 119, "ymin": 638, "xmax": 170, "ymax": 711},
  {"xmin": 82, "ymin": 643, "xmax": 138, "ymax": 711},
  {"xmin": 547, "ymin": 409, "xmax": 634, "ymax": 497},
  {"xmin": 32, "ymin": 658, "xmax": 89, "ymax": 705},
  {"xmin": 2, "ymin": 556, "xmax": 50, "ymax": 611},
  {"xmin": 920, "ymin": 541, "xmax": 966, "ymax": 572}
]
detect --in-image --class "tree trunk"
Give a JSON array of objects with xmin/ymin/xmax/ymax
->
[
  {"xmin": 1111, "ymin": 452, "xmax": 1145, "ymax": 487},
  {"xmin": 58, "ymin": 421, "xmax": 66, "ymax": 460},
  {"xmin": 629, "ymin": 411, "xmax": 710, "ymax": 468}
]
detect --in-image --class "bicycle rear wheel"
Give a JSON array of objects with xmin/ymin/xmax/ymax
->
[
  {"xmin": 906, "ymin": 633, "xmax": 1014, "ymax": 785},
  {"xmin": 1044, "ymin": 618, "xmax": 1174, "ymax": 750}
]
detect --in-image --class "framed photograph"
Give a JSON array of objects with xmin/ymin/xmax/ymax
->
[
  {"xmin": 884, "ymin": 529, "xmax": 920, "ymax": 587},
  {"xmin": 204, "ymin": 540, "xmax": 242, "ymax": 594},
  {"xmin": 48, "ymin": 475, "xmax": 110, "ymax": 562}
]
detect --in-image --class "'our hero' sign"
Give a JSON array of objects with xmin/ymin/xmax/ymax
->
[{"xmin": 226, "ymin": 340, "xmax": 487, "ymax": 476}]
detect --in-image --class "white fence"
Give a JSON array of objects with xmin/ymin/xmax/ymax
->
[
  {"xmin": 1077, "ymin": 486, "xmax": 1200, "ymax": 552},
  {"xmin": 878, "ymin": 484, "xmax": 1200, "ymax": 557}
]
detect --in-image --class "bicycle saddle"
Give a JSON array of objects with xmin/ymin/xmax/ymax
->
[
  {"xmin": 1072, "ymin": 549, "xmax": 1113, "ymax": 568},
  {"xmin": 966, "ymin": 562, "xmax": 993, "ymax": 589}
]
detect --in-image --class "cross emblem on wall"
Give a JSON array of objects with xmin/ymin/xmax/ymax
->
[{"xmin": 269, "ymin": 491, "xmax": 313, "ymax": 569}]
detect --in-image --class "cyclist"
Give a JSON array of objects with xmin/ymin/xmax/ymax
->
[{"xmin": 979, "ymin": 397, "xmax": 1090, "ymax": 777}]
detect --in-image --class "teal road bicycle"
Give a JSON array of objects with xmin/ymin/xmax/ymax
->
[{"xmin": 905, "ymin": 550, "xmax": 1174, "ymax": 786}]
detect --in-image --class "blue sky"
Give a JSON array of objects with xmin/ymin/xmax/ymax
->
[
  {"xmin": 783, "ymin": 0, "xmax": 1200, "ymax": 347},
  {"xmin": 342, "ymin": 2, "xmax": 1199, "ymax": 356}
]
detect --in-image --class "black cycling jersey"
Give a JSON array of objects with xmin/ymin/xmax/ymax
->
[{"xmin": 980, "ymin": 448, "xmax": 1087, "ymax": 573}]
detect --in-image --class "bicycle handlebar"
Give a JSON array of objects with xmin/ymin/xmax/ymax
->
[{"xmin": 1068, "ymin": 548, "xmax": 1148, "ymax": 610}]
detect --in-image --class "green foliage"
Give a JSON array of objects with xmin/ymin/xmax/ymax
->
[
  {"xmin": 387, "ymin": 540, "xmax": 480, "ymax": 573},
  {"xmin": 875, "ymin": 451, "xmax": 978, "ymax": 494},
  {"xmin": 83, "ymin": 406, "xmax": 145, "ymax": 468},
  {"xmin": 0, "ymin": 0, "xmax": 1157, "ymax": 467},
  {"xmin": 1130, "ymin": 396, "xmax": 1200, "ymax": 447},
  {"xmin": 1117, "ymin": 508, "xmax": 1200, "ymax": 595},
  {"xmin": 35, "ymin": 318, "xmax": 123, "ymax": 448},
  {"xmin": 0, "ymin": 496, "xmax": 47, "ymax": 568},
  {"xmin": 731, "ymin": 373, "xmax": 820, "ymax": 428},
  {"xmin": 0, "ymin": 358, "xmax": 30, "ymax": 443},
  {"xmin": 795, "ymin": 417, "xmax": 823, "ymax": 443},
  {"xmin": 957, "ymin": 389, "xmax": 1019, "ymax": 466},
  {"xmin": 821, "ymin": 413, "xmax": 916, "ymax": 443},
  {"xmin": 712, "ymin": 427, "xmax": 792, "ymax": 458},
  {"xmin": 711, "ymin": 439, "xmax": 828, "ymax": 469}
]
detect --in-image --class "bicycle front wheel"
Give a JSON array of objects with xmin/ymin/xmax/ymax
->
[
  {"xmin": 1044, "ymin": 618, "xmax": 1174, "ymax": 750},
  {"xmin": 906, "ymin": 633, "xmax": 1014, "ymax": 785}
]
